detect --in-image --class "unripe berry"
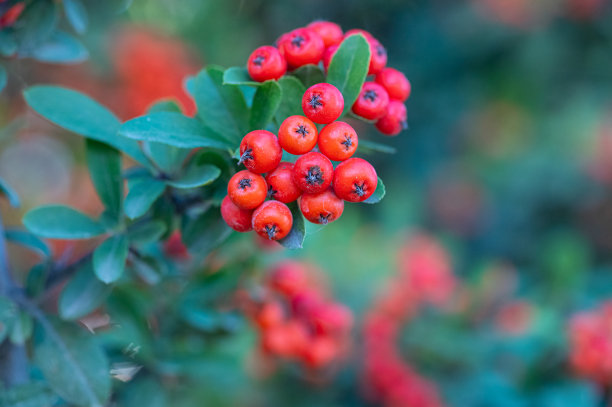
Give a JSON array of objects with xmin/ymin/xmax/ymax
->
[
  {"xmin": 375, "ymin": 100, "xmax": 408, "ymax": 136},
  {"xmin": 265, "ymin": 162, "xmax": 302, "ymax": 203},
  {"xmin": 352, "ymin": 82, "xmax": 390, "ymax": 121},
  {"xmin": 302, "ymin": 83, "xmax": 344, "ymax": 124},
  {"xmin": 221, "ymin": 195, "xmax": 254, "ymax": 232},
  {"xmin": 278, "ymin": 115, "xmax": 318, "ymax": 155},
  {"xmin": 333, "ymin": 158, "xmax": 378, "ymax": 202},
  {"xmin": 247, "ymin": 45, "xmax": 287, "ymax": 82},
  {"xmin": 375, "ymin": 67, "xmax": 411, "ymax": 102},
  {"xmin": 293, "ymin": 152, "xmax": 334, "ymax": 194},
  {"xmin": 239, "ymin": 130, "xmax": 282, "ymax": 174},
  {"xmin": 252, "ymin": 200, "xmax": 293, "ymax": 241},
  {"xmin": 227, "ymin": 170, "xmax": 267, "ymax": 210},
  {"xmin": 299, "ymin": 188, "xmax": 344, "ymax": 224}
]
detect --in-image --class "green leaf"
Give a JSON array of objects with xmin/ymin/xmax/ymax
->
[
  {"xmin": 59, "ymin": 262, "xmax": 112, "ymax": 320},
  {"xmin": 93, "ymin": 235, "xmax": 128, "ymax": 284},
  {"xmin": 23, "ymin": 86, "xmax": 148, "ymax": 165},
  {"xmin": 0, "ymin": 381, "xmax": 59, "ymax": 407},
  {"xmin": 278, "ymin": 201, "xmax": 305, "ymax": 249},
  {"xmin": 10, "ymin": 311, "xmax": 33, "ymax": 345},
  {"xmin": 86, "ymin": 140, "xmax": 123, "ymax": 220},
  {"xmin": 124, "ymin": 177, "xmax": 166, "ymax": 220},
  {"xmin": 130, "ymin": 255, "xmax": 165, "ymax": 285},
  {"xmin": 127, "ymin": 220, "xmax": 167, "ymax": 244},
  {"xmin": 13, "ymin": 0, "xmax": 57, "ymax": 54},
  {"xmin": 194, "ymin": 67, "xmax": 249, "ymax": 143},
  {"xmin": 148, "ymin": 100, "xmax": 182, "ymax": 113},
  {"xmin": 363, "ymin": 177, "xmax": 386, "ymax": 204},
  {"xmin": 5, "ymin": 229, "xmax": 51, "ymax": 258},
  {"xmin": 359, "ymin": 139, "xmax": 397, "ymax": 155},
  {"xmin": 223, "ymin": 66, "xmax": 261, "ymax": 86},
  {"xmin": 119, "ymin": 112, "xmax": 232, "ymax": 150},
  {"xmin": 29, "ymin": 31, "xmax": 88, "ymax": 64},
  {"xmin": 0, "ymin": 296, "xmax": 18, "ymax": 343},
  {"xmin": 291, "ymin": 64, "xmax": 325, "ymax": 88},
  {"xmin": 26, "ymin": 263, "xmax": 48, "ymax": 298},
  {"xmin": 167, "ymin": 163, "xmax": 221, "ymax": 189},
  {"xmin": 33, "ymin": 319, "xmax": 110, "ymax": 406},
  {"xmin": 0, "ymin": 32, "xmax": 17, "ymax": 57},
  {"xmin": 0, "ymin": 65, "xmax": 6, "ymax": 93},
  {"xmin": 327, "ymin": 34, "xmax": 371, "ymax": 115},
  {"xmin": 63, "ymin": 0, "xmax": 88, "ymax": 34},
  {"xmin": 275, "ymin": 76, "xmax": 306, "ymax": 122},
  {"xmin": 249, "ymin": 80, "xmax": 282, "ymax": 130},
  {"xmin": 181, "ymin": 208, "xmax": 231, "ymax": 257},
  {"xmin": 0, "ymin": 176, "xmax": 20, "ymax": 207},
  {"xmin": 23, "ymin": 205, "xmax": 105, "ymax": 239}
]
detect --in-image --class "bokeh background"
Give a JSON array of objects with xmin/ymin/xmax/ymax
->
[{"xmin": 2, "ymin": 0, "xmax": 612, "ymax": 406}]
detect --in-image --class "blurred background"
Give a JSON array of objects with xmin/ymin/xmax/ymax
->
[{"xmin": 2, "ymin": 0, "xmax": 612, "ymax": 406}]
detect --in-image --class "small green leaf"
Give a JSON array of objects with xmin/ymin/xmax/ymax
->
[
  {"xmin": 194, "ymin": 66, "xmax": 249, "ymax": 143},
  {"xmin": 86, "ymin": 140, "xmax": 123, "ymax": 220},
  {"xmin": 0, "ymin": 176, "xmax": 20, "ymax": 207},
  {"xmin": 29, "ymin": 31, "xmax": 88, "ymax": 64},
  {"xmin": 0, "ymin": 381, "xmax": 59, "ymax": 407},
  {"xmin": 10, "ymin": 311, "xmax": 33, "ymax": 345},
  {"xmin": 0, "ymin": 65, "xmax": 6, "ymax": 93},
  {"xmin": 26, "ymin": 263, "xmax": 48, "ymax": 298},
  {"xmin": 119, "ymin": 112, "xmax": 232, "ymax": 150},
  {"xmin": 93, "ymin": 235, "xmax": 129, "ymax": 284},
  {"xmin": 130, "ymin": 255, "xmax": 165, "ymax": 285},
  {"xmin": 250, "ymin": 80, "xmax": 282, "ymax": 130},
  {"xmin": 363, "ymin": 177, "xmax": 386, "ymax": 204},
  {"xmin": 278, "ymin": 201, "xmax": 305, "ymax": 249},
  {"xmin": 275, "ymin": 76, "xmax": 306, "ymax": 121},
  {"xmin": 223, "ymin": 66, "xmax": 260, "ymax": 86},
  {"xmin": 0, "ymin": 296, "xmax": 18, "ymax": 343},
  {"xmin": 5, "ymin": 229, "xmax": 51, "ymax": 258},
  {"xmin": 291, "ymin": 64, "xmax": 325, "ymax": 88},
  {"xmin": 13, "ymin": 0, "xmax": 57, "ymax": 53},
  {"xmin": 59, "ymin": 262, "xmax": 112, "ymax": 320},
  {"xmin": 167, "ymin": 163, "xmax": 221, "ymax": 189},
  {"xmin": 23, "ymin": 86, "xmax": 148, "ymax": 165},
  {"xmin": 359, "ymin": 139, "xmax": 397, "ymax": 154},
  {"xmin": 23, "ymin": 205, "xmax": 105, "ymax": 239},
  {"xmin": 124, "ymin": 177, "xmax": 166, "ymax": 220},
  {"xmin": 127, "ymin": 220, "xmax": 166, "ymax": 244},
  {"xmin": 327, "ymin": 34, "xmax": 371, "ymax": 115},
  {"xmin": 182, "ymin": 208, "xmax": 231, "ymax": 258},
  {"xmin": 63, "ymin": 0, "xmax": 88, "ymax": 34}
]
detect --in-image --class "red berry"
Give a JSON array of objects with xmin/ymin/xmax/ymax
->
[
  {"xmin": 265, "ymin": 162, "xmax": 302, "ymax": 203},
  {"xmin": 247, "ymin": 45, "xmax": 287, "ymax": 82},
  {"xmin": 322, "ymin": 44, "xmax": 339, "ymax": 72},
  {"xmin": 278, "ymin": 28, "xmax": 325, "ymax": 68},
  {"xmin": 307, "ymin": 20, "xmax": 343, "ymax": 47},
  {"xmin": 239, "ymin": 130, "xmax": 282, "ymax": 174},
  {"xmin": 318, "ymin": 121, "xmax": 358, "ymax": 161},
  {"xmin": 302, "ymin": 83, "xmax": 344, "ymax": 124},
  {"xmin": 301, "ymin": 336, "xmax": 338, "ymax": 369},
  {"xmin": 163, "ymin": 231, "xmax": 190, "ymax": 260},
  {"xmin": 344, "ymin": 29, "xmax": 374, "ymax": 41},
  {"xmin": 221, "ymin": 195, "xmax": 254, "ymax": 232},
  {"xmin": 227, "ymin": 170, "xmax": 267, "ymax": 210},
  {"xmin": 367, "ymin": 38, "xmax": 387, "ymax": 75},
  {"xmin": 252, "ymin": 200, "xmax": 293, "ymax": 240},
  {"xmin": 278, "ymin": 115, "xmax": 318, "ymax": 155},
  {"xmin": 352, "ymin": 82, "xmax": 390, "ymax": 120},
  {"xmin": 333, "ymin": 158, "xmax": 378, "ymax": 202},
  {"xmin": 376, "ymin": 100, "xmax": 407, "ymax": 136},
  {"xmin": 254, "ymin": 301, "xmax": 284, "ymax": 329},
  {"xmin": 375, "ymin": 67, "xmax": 411, "ymax": 102},
  {"xmin": 293, "ymin": 152, "xmax": 334, "ymax": 194},
  {"xmin": 299, "ymin": 188, "xmax": 344, "ymax": 224},
  {"xmin": 268, "ymin": 260, "xmax": 308, "ymax": 297},
  {"xmin": 309, "ymin": 303, "xmax": 353, "ymax": 335}
]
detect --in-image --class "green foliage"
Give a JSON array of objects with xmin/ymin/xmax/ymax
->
[
  {"xmin": 4, "ymin": 229, "xmax": 51, "ymax": 258},
  {"xmin": 28, "ymin": 31, "xmax": 88, "ymax": 64},
  {"xmin": 23, "ymin": 205, "xmax": 106, "ymax": 239},
  {"xmin": 223, "ymin": 67, "xmax": 260, "ymax": 86},
  {"xmin": 93, "ymin": 235, "xmax": 129, "ymax": 284},
  {"xmin": 275, "ymin": 76, "xmax": 306, "ymax": 121},
  {"xmin": 363, "ymin": 177, "xmax": 386, "ymax": 204},
  {"xmin": 124, "ymin": 177, "xmax": 166, "ymax": 220},
  {"xmin": 249, "ymin": 80, "xmax": 282, "ymax": 130},
  {"xmin": 0, "ymin": 176, "xmax": 20, "ymax": 207},
  {"xmin": 59, "ymin": 263, "xmax": 112, "ymax": 320},
  {"xmin": 62, "ymin": 0, "xmax": 88, "ymax": 34},
  {"xmin": 278, "ymin": 201, "xmax": 306, "ymax": 249},
  {"xmin": 86, "ymin": 140, "xmax": 123, "ymax": 221}
]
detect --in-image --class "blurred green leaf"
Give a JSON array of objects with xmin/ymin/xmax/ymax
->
[
  {"xmin": 23, "ymin": 86, "xmax": 148, "ymax": 165},
  {"xmin": 10, "ymin": 311, "xmax": 32, "ymax": 345},
  {"xmin": 130, "ymin": 254, "xmax": 164, "ymax": 285},
  {"xmin": 33, "ymin": 319, "xmax": 110, "ymax": 407},
  {"xmin": 13, "ymin": 0, "xmax": 57, "ymax": 54},
  {"xmin": 0, "ymin": 295, "xmax": 18, "ymax": 343},
  {"xmin": 23, "ymin": 205, "xmax": 105, "ymax": 239},
  {"xmin": 223, "ymin": 67, "xmax": 260, "ymax": 86},
  {"xmin": 250, "ymin": 80, "xmax": 282, "ymax": 130},
  {"xmin": 127, "ymin": 220, "xmax": 166, "ymax": 244},
  {"xmin": 119, "ymin": 377, "xmax": 167, "ymax": 407},
  {"xmin": 29, "ymin": 31, "xmax": 88, "ymax": 64},
  {"xmin": 167, "ymin": 163, "xmax": 221, "ymax": 189},
  {"xmin": 93, "ymin": 235, "xmax": 128, "ymax": 284},
  {"xmin": 59, "ymin": 262, "xmax": 112, "ymax": 320},
  {"xmin": 275, "ymin": 76, "xmax": 306, "ymax": 121},
  {"xmin": 359, "ymin": 139, "xmax": 397, "ymax": 154},
  {"xmin": 124, "ymin": 177, "xmax": 166, "ymax": 220},
  {"xmin": 278, "ymin": 201, "xmax": 305, "ymax": 249},
  {"xmin": 182, "ymin": 208, "xmax": 231, "ymax": 257},
  {"xmin": 145, "ymin": 101, "xmax": 191, "ymax": 174},
  {"xmin": 0, "ymin": 65, "xmax": 6, "ymax": 93},
  {"xmin": 291, "ymin": 64, "xmax": 325, "ymax": 88},
  {"xmin": 63, "ymin": 0, "xmax": 88, "ymax": 34},
  {"xmin": 327, "ymin": 34, "xmax": 371, "ymax": 115},
  {"xmin": 0, "ymin": 32, "xmax": 17, "ymax": 57},
  {"xmin": 26, "ymin": 263, "xmax": 48, "ymax": 298},
  {"xmin": 86, "ymin": 140, "xmax": 123, "ymax": 220},
  {"xmin": 0, "ymin": 176, "xmax": 20, "ymax": 207},
  {"xmin": 5, "ymin": 229, "xmax": 51, "ymax": 258},
  {"xmin": 363, "ymin": 177, "xmax": 386, "ymax": 204},
  {"xmin": 0, "ymin": 381, "xmax": 58, "ymax": 407}
]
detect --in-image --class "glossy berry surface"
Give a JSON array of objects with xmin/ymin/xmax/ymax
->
[
  {"xmin": 278, "ymin": 115, "xmax": 318, "ymax": 155},
  {"xmin": 344, "ymin": 29, "xmax": 374, "ymax": 41},
  {"xmin": 318, "ymin": 121, "xmax": 358, "ymax": 161},
  {"xmin": 376, "ymin": 100, "xmax": 408, "ymax": 136},
  {"xmin": 307, "ymin": 20, "xmax": 343, "ymax": 47},
  {"xmin": 252, "ymin": 200, "xmax": 293, "ymax": 241},
  {"xmin": 293, "ymin": 152, "xmax": 334, "ymax": 194},
  {"xmin": 302, "ymin": 83, "xmax": 344, "ymax": 124},
  {"xmin": 227, "ymin": 170, "xmax": 268, "ymax": 210},
  {"xmin": 352, "ymin": 82, "xmax": 390, "ymax": 120},
  {"xmin": 375, "ymin": 67, "xmax": 411, "ymax": 102},
  {"xmin": 247, "ymin": 45, "xmax": 287, "ymax": 82},
  {"xmin": 333, "ymin": 157, "xmax": 378, "ymax": 202},
  {"xmin": 278, "ymin": 27, "xmax": 325, "ymax": 68},
  {"xmin": 322, "ymin": 44, "xmax": 339, "ymax": 72},
  {"xmin": 221, "ymin": 195, "xmax": 254, "ymax": 232},
  {"xmin": 239, "ymin": 130, "xmax": 282, "ymax": 173},
  {"xmin": 266, "ymin": 162, "xmax": 302, "ymax": 203},
  {"xmin": 299, "ymin": 188, "xmax": 345, "ymax": 224},
  {"xmin": 367, "ymin": 38, "xmax": 387, "ymax": 75}
]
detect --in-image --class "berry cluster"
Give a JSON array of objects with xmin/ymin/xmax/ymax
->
[
  {"xmin": 244, "ymin": 260, "xmax": 353, "ymax": 370},
  {"xmin": 362, "ymin": 234, "xmax": 454, "ymax": 407},
  {"xmin": 568, "ymin": 301, "xmax": 612, "ymax": 385}
]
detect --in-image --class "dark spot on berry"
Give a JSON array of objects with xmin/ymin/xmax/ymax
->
[
  {"xmin": 268, "ymin": 185, "xmax": 277, "ymax": 198},
  {"xmin": 376, "ymin": 45, "xmax": 386, "ymax": 57},
  {"xmin": 341, "ymin": 134, "xmax": 353, "ymax": 151},
  {"xmin": 295, "ymin": 125, "xmax": 309, "ymax": 138},
  {"xmin": 291, "ymin": 35, "xmax": 305, "ymax": 48},
  {"xmin": 238, "ymin": 178, "xmax": 252, "ymax": 190},
  {"xmin": 308, "ymin": 94, "xmax": 323, "ymax": 110},
  {"xmin": 363, "ymin": 89, "xmax": 378, "ymax": 102},
  {"xmin": 265, "ymin": 224, "xmax": 278, "ymax": 240},
  {"xmin": 319, "ymin": 213, "xmax": 331, "ymax": 224},
  {"xmin": 353, "ymin": 182, "xmax": 367, "ymax": 197},
  {"xmin": 305, "ymin": 165, "xmax": 324, "ymax": 186},
  {"xmin": 253, "ymin": 54, "xmax": 266, "ymax": 66},
  {"xmin": 238, "ymin": 148, "xmax": 253, "ymax": 165}
]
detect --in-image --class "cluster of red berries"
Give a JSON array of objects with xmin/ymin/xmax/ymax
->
[
  {"xmin": 362, "ymin": 234, "xmax": 454, "ymax": 407},
  {"xmin": 567, "ymin": 301, "xmax": 612, "ymax": 385},
  {"xmin": 246, "ymin": 21, "xmax": 411, "ymax": 136},
  {"xmin": 243, "ymin": 260, "xmax": 353, "ymax": 370}
]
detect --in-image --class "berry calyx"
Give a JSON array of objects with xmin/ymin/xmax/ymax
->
[
  {"xmin": 228, "ymin": 170, "xmax": 268, "ymax": 209},
  {"xmin": 307, "ymin": 20, "xmax": 343, "ymax": 47},
  {"xmin": 375, "ymin": 67, "xmax": 411, "ymax": 102},
  {"xmin": 302, "ymin": 83, "xmax": 344, "ymax": 124},
  {"xmin": 247, "ymin": 45, "xmax": 287, "ymax": 82},
  {"xmin": 293, "ymin": 152, "xmax": 334, "ymax": 194},
  {"xmin": 252, "ymin": 200, "xmax": 293, "ymax": 241},
  {"xmin": 278, "ymin": 27, "xmax": 325, "ymax": 68},
  {"xmin": 318, "ymin": 121, "xmax": 358, "ymax": 161},
  {"xmin": 221, "ymin": 195, "xmax": 254, "ymax": 232},
  {"xmin": 375, "ymin": 100, "xmax": 408, "ymax": 136},
  {"xmin": 352, "ymin": 82, "xmax": 390, "ymax": 120},
  {"xmin": 333, "ymin": 158, "xmax": 378, "ymax": 202},
  {"xmin": 299, "ymin": 188, "xmax": 345, "ymax": 224},
  {"xmin": 278, "ymin": 115, "xmax": 318, "ymax": 155},
  {"xmin": 265, "ymin": 162, "xmax": 302, "ymax": 204},
  {"xmin": 239, "ymin": 130, "xmax": 282, "ymax": 173}
]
